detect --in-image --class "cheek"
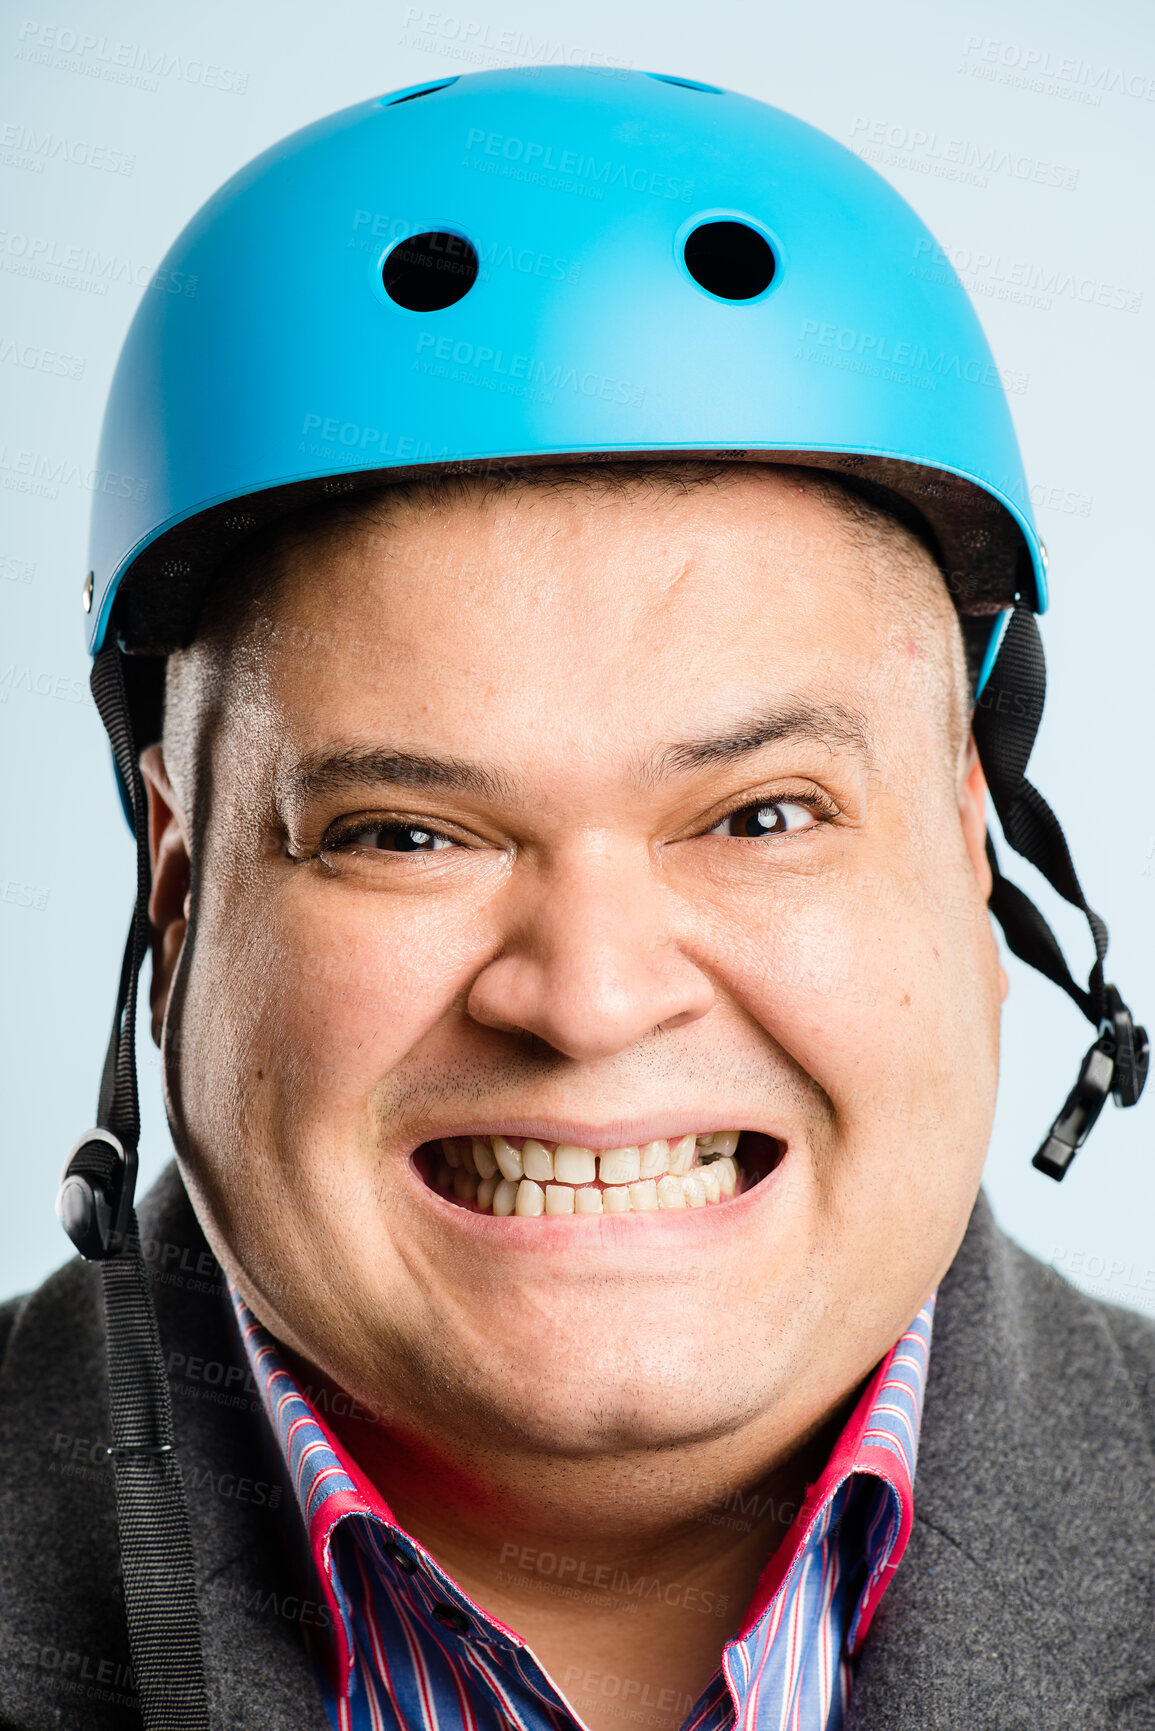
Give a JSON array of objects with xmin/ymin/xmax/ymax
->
[
  {"xmin": 684, "ymin": 865, "xmax": 997, "ymax": 1315},
  {"xmin": 681, "ymin": 857, "xmax": 1000, "ymax": 1153},
  {"xmin": 180, "ymin": 871, "xmax": 496, "ymax": 1149}
]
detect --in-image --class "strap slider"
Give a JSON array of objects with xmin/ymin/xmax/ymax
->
[
  {"xmin": 1032, "ymin": 989, "xmax": 1149, "ymax": 1181},
  {"xmin": 105, "ymin": 1442, "xmax": 174, "ymax": 1459},
  {"xmin": 1101, "ymin": 984, "xmax": 1150, "ymax": 1110}
]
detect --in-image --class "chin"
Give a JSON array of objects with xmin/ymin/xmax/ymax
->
[{"xmin": 411, "ymin": 1314, "xmax": 776, "ymax": 1457}]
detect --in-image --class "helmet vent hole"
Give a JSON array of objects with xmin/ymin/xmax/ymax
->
[
  {"xmin": 384, "ymin": 78, "xmax": 459, "ymax": 105},
  {"xmin": 646, "ymin": 73, "xmax": 724, "ymax": 94},
  {"xmin": 382, "ymin": 230, "xmax": 479, "ymax": 312},
  {"xmin": 683, "ymin": 220, "xmax": 776, "ymax": 301}
]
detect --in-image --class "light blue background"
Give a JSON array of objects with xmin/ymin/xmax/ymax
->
[{"xmin": 2, "ymin": 0, "xmax": 1152, "ymax": 1309}]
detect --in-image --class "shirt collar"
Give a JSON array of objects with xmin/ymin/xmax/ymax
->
[
  {"xmin": 230, "ymin": 1284, "xmax": 934, "ymax": 1692},
  {"xmin": 736, "ymin": 1299, "xmax": 934, "ymax": 1655}
]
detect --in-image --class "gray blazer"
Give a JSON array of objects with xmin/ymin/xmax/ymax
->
[{"xmin": 2, "ymin": 1164, "xmax": 1153, "ymax": 1730}]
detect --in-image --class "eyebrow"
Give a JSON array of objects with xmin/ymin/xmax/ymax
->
[
  {"xmin": 285, "ymin": 700, "xmax": 873, "ymax": 810},
  {"xmin": 287, "ymin": 748, "xmax": 514, "ymax": 806},
  {"xmin": 651, "ymin": 700, "xmax": 875, "ymax": 780}
]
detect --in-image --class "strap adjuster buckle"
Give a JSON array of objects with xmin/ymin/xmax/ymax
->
[
  {"xmin": 1033, "ymin": 1038, "xmax": 1115, "ymax": 1181},
  {"xmin": 56, "ymin": 1128, "xmax": 138, "ymax": 1260},
  {"xmin": 1033, "ymin": 986, "xmax": 1149, "ymax": 1181}
]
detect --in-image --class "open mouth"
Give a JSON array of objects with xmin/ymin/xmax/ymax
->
[{"xmin": 414, "ymin": 1132, "xmax": 784, "ymax": 1218}]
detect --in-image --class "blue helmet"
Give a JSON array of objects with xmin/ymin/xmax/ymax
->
[
  {"xmin": 64, "ymin": 65, "xmax": 1144, "ymax": 1289},
  {"xmin": 85, "ymin": 65, "xmax": 1046, "ymax": 695},
  {"xmin": 75, "ymin": 65, "xmax": 1144, "ymax": 1194}
]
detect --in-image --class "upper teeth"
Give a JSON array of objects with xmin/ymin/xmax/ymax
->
[{"xmin": 433, "ymin": 1132, "xmax": 743, "ymax": 1217}]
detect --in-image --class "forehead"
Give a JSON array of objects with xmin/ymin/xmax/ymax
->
[
  {"xmin": 248, "ymin": 470, "xmax": 952, "ymax": 761},
  {"xmin": 274, "ymin": 471, "xmax": 935, "ymax": 647}
]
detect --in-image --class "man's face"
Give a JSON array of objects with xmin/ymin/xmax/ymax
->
[{"xmin": 151, "ymin": 470, "xmax": 1002, "ymax": 1469}]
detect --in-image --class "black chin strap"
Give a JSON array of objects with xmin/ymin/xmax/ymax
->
[
  {"xmin": 56, "ymin": 642, "xmax": 210, "ymax": 1730},
  {"xmin": 973, "ymin": 608, "xmax": 1149, "ymax": 1177}
]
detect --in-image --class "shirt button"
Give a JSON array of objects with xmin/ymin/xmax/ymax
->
[
  {"xmin": 433, "ymin": 1603, "xmax": 471, "ymax": 1635},
  {"xmin": 383, "ymin": 1541, "xmax": 418, "ymax": 1575}
]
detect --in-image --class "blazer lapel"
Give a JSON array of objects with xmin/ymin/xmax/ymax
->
[
  {"xmin": 139, "ymin": 1166, "xmax": 331, "ymax": 1731},
  {"xmin": 846, "ymin": 1191, "xmax": 1155, "ymax": 1729}
]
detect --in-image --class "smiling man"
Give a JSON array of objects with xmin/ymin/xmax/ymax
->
[
  {"xmin": 145, "ymin": 462, "xmax": 991, "ymax": 1723},
  {"xmin": 2, "ymin": 66, "xmax": 1153, "ymax": 1731}
]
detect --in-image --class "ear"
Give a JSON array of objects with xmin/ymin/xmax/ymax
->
[
  {"xmin": 958, "ymin": 729, "xmax": 992, "ymax": 899},
  {"xmin": 139, "ymin": 743, "xmax": 191, "ymax": 1046},
  {"xmin": 958, "ymin": 729, "xmax": 1009, "ymax": 1001}
]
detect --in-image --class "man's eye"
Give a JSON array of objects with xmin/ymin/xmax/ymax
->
[
  {"xmin": 331, "ymin": 823, "xmax": 456, "ymax": 854},
  {"xmin": 711, "ymin": 801, "xmax": 816, "ymax": 839}
]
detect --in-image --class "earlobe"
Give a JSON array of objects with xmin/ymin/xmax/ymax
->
[{"xmin": 139, "ymin": 744, "xmax": 191, "ymax": 1045}]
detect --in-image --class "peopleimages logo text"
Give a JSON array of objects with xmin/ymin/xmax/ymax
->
[
  {"xmin": 414, "ymin": 330, "xmax": 645, "ymax": 406},
  {"xmin": 15, "ymin": 19, "xmax": 248, "ymax": 92},
  {"xmin": 0, "ymin": 229, "xmax": 196, "ymax": 296},
  {"xmin": 850, "ymin": 117, "xmax": 1079, "ymax": 190},
  {"xmin": 464, "ymin": 128, "xmax": 695, "ymax": 201},
  {"xmin": 798, "ymin": 319, "xmax": 1027, "ymax": 392},
  {"xmin": 910, "ymin": 238, "xmax": 1142, "ymax": 316},
  {"xmin": 960, "ymin": 35, "xmax": 1155, "ymax": 102},
  {"xmin": 0, "ymin": 123, "xmax": 134, "ymax": 174}
]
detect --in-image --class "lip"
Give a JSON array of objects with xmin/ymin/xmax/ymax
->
[{"xmin": 402, "ymin": 1125, "xmax": 788, "ymax": 1244}]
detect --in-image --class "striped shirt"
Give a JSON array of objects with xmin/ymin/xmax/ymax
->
[{"xmin": 231, "ymin": 1287, "xmax": 934, "ymax": 1731}]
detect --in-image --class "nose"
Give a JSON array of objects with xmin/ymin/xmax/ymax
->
[{"xmin": 465, "ymin": 843, "xmax": 715, "ymax": 1062}]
